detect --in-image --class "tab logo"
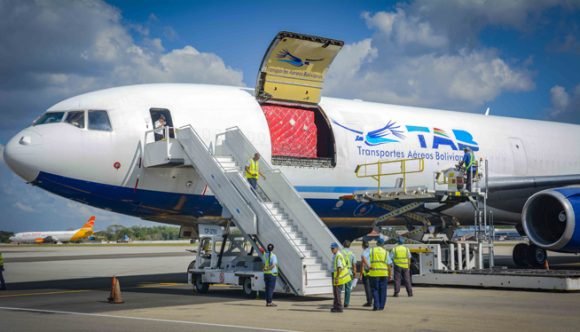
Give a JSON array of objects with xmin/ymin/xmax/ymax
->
[{"xmin": 333, "ymin": 120, "xmax": 479, "ymax": 151}]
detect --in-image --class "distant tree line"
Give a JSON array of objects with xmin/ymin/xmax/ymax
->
[
  {"xmin": 0, "ymin": 231, "xmax": 15, "ymax": 243},
  {"xmin": 94, "ymin": 225, "xmax": 180, "ymax": 241}
]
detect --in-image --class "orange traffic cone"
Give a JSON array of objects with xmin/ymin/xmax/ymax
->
[
  {"xmin": 108, "ymin": 276, "xmax": 124, "ymax": 304},
  {"xmin": 544, "ymin": 259, "xmax": 550, "ymax": 271}
]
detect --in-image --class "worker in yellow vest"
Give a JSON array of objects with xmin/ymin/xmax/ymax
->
[
  {"xmin": 369, "ymin": 238, "xmax": 392, "ymax": 311},
  {"xmin": 390, "ymin": 237, "xmax": 413, "ymax": 297},
  {"xmin": 341, "ymin": 240, "xmax": 357, "ymax": 308},
  {"xmin": 244, "ymin": 153, "xmax": 266, "ymax": 190},
  {"xmin": 330, "ymin": 242, "xmax": 351, "ymax": 313},
  {"xmin": 0, "ymin": 252, "xmax": 6, "ymax": 290},
  {"xmin": 360, "ymin": 240, "xmax": 373, "ymax": 307},
  {"xmin": 263, "ymin": 243, "xmax": 278, "ymax": 307},
  {"xmin": 458, "ymin": 147, "xmax": 476, "ymax": 191}
]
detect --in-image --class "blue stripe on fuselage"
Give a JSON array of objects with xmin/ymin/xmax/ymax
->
[{"xmin": 33, "ymin": 172, "xmax": 387, "ymax": 222}]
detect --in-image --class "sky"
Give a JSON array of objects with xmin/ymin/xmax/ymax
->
[{"xmin": 0, "ymin": 0, "xmax": 579, "ymax": 232}]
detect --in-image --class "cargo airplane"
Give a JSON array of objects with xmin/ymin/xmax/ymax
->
[
  {"xmin": 9, "ymin": 216, "xmax": 95, "ymax": 244},
  {"xmin": 3, "ymin": 32, "xmax": 580, "ymax": 266}
]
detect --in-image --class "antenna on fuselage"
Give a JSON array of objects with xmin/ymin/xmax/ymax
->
[{"xmin": 484, "ymin": 107, "xmax": 491, "ymax": 116}]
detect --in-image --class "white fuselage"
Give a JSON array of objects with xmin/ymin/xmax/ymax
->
[
  {"xmin": 4, "ymin": 84, "xmax": 580, "ymax": 229},
  {"xmin": 10, "ymin": 229, "xmax": 81, "ymax": 244}
]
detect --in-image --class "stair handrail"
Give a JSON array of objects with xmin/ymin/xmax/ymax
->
[
  {"xmin": 225, "ymin": 170, "xmax": 306, "ymax": 260},
  {"xmin": 176, "ymin": 125, "xmax": 257, "ymax": 233},
  {"xmin": 218, "ymin": 126, "xmax": 337, "ymax": 270}
]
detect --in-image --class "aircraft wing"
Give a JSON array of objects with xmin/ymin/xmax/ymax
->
[{"xmin": 487, "ymin": 174, "xmax": 580, "ymax": 192}]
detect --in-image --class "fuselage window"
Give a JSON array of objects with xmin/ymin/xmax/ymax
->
[
  {"xmin": 88, "ymin": 110, "xmax": 112, "ymax": 131},
  {"xmin": 65, "ymin": 111, "xmax": 85, "ymax": 129},
  {"xmin": 33, "ymin": 112, "xmax": 65, "ymax": 126}
]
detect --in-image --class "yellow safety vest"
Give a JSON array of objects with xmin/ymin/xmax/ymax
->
[
  {"xmin": 369, "ymin": 247, "xmax": 389, "ymax": 277},
  {"xmin": 341, "ymin": 249, "xmax": 354, "ymax": 274},
  {"xmin": 333, "ymin": 252, "xmax": 352, "ymax": 286},
  {"xmin": 0, "ymin": 253, "xmax": 3, "ymax": 266},
  {"xmin": 465, "ymin": 151, "xmax": 475, "ymax": 170},
  {"xmin": 245, "ymin": 159, "xmax": 259, "ymax": 179},
  {"xmin": 392, "ymin": 245, "xmax": 410, "ymax": 269},
  {"xmin": 263, "ymin": 253, "xmax": 278, "ymax": 276}
]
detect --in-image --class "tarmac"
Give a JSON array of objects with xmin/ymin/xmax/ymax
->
[{"xmin": 1, "ymin": 243, "xmax": 580, "ymax": 332}]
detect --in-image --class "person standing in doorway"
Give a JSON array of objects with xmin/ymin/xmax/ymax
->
[
  {"xmin": 360, "ymin": 240, "xmax": 373, "ymax": 307},
  {"xmin": 391, "ymin": 237, "xmax": 413, "ymax": 297},
  {"xmin": 330, "ymin": 242, "xmax": 351, "ymax": 313},
  {"xmin": 341, "ymin": 240, "xmax": 357, "ymax": 308},
  {"xmin": 245, "ymin": 153, "xmax": 266, "ymax": 190},
  {"xmin": 263, "ymin": 243, "xmax": 278, "ymax": 307},
  {"xmin": 154, "ymin": 114, "xmax": 167, "ymax": 141}
]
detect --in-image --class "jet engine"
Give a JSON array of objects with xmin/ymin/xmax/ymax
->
[{"xmin": 522, "ymin": 187, "xmax": 580, "ymax": 253}]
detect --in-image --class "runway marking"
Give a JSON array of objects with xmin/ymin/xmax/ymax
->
[
  {"xmin": 137, "ymin": 282, "xmax": 182, "ymax": 288},
  {"xmin": 0, "ymin": 306, "xmax": 301, "ymax": 332},
  {"xmin": 0, "ymin": 290, "xmax": 88, "ymax": 298}
]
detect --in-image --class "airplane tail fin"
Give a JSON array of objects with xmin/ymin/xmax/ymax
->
[{"xmin": 83, "ymin": 216, "xmax": 96, "ymax": 229}]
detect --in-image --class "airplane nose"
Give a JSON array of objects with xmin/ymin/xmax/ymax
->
[{"xmin": 4, "ymin": 128, "xmax": 43, "ymax": 182}]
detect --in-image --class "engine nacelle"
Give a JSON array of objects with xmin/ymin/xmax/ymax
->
[{"xmin": 522, "ymin": 186, "xmax": 580, "ymax": 253}]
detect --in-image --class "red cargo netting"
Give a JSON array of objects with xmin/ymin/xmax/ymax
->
[{"xmin": 261, "ymin": 104, "xmax": 318, "ymax": 158}]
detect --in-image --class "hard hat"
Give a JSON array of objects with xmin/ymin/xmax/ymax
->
[
  {"xmin": 377, "ymin": 238, "xmax": 385, "ymax": 245},
  {"xmin": 330, "ymin": 242, "xmax": 339, "ymax": 249}
]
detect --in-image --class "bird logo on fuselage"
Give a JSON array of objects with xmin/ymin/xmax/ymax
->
[
  {"xmin": 276, "ymin": 49, "xmax": 324, "ymax": 67},
  {"xmin": 332, "ymin": 120, "xmax": 406, "ymax": 146}
]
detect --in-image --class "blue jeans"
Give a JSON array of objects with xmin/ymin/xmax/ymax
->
[
  {"xmin": 264, "ymin": 274, "xmax": 276, "ymax": 304},
  {"xmin": 370, "ymin": 276, "xmax": 388, "ymax": 310},
  {"xmin": 344, "ymin": 279, "xmax": 352, "ymax": 306},
  {"xmin": 247, "ymin": 178, "xmax": 257, "ymax": 189}
]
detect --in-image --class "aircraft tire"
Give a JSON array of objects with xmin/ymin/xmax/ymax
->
[
  {"xmin": 526, "ymin": 244, "xmax": 547, "ymax": 268},
  {"xmin": 512, "ymin": 243, "xmax": 528, "ymax": 267}
]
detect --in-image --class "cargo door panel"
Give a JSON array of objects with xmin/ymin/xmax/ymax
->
[{"xmin": 256, "ymin": 31, "xmax": 343, "ymax": 105}]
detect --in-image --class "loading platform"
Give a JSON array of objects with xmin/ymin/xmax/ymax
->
[{"xmin": 408, "ymin": 243, "xmax": 580, "ymax": 291}]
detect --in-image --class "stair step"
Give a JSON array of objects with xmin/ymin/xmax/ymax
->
[
  {"xmin": 305, "ymin": 270, "xmax": 331, "ymax": 279},
  {"xmin": 296, "ymin": 244, "xmax": 313, "ymax": 252},
  {"xmin": 302, "ymin": 285, "xmax": 333, "ymax": 295},
  {"xmin": 302, "ymin": 257, "xmax": 322, "ymax": 265},
  {"xmin": 304, "ymin": 278, "xmax": 333, "ymax": 288}
]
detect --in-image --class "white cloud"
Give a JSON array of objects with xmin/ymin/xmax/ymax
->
[
  {"xmin": 549, "ymin": 84, "xmax": 580, "ymax": 122},
  {"xmin": 15, "ymin": 201, "xmax": 35, "ymax": 213},
  {"xmin": 0, "ymin": 0, "xmax": 244, "ymax": 135},
  {"xmin": 325, "ymin": 6, "xmax": 535, "ymax": 110}
]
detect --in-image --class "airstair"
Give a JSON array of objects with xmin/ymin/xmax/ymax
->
[{"xmin": 143, "ymin": 126, "xmax": 336, "ymax": 295}]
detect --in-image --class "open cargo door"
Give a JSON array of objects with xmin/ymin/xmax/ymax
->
[
  {"xmin": 256, "ymin": 32, "xmax": 343, "ymax": 168},
  {"xmin": 256, "ymin": 31, "xmax": 343, "ymax": 105}
]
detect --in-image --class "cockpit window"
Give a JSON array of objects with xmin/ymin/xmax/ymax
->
[
  {"xmin": 88, "ymin": 110, "xmax": 112, "ymax": 131},
  {"xmin": 33, "ymin": 112, "xmax": 65, "ymax": 126},
  {"xmin": 65, "ymin": 111, "xmax": 85, "ymax": 129}
]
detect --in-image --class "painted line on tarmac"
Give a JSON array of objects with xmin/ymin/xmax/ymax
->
[
  {"xmin": 0, "ymin": 306, "xmax": 302, "ymax": 332},
  {"xmin": 0, "ymin": 290, "xmax": 89, "ymax": 298},
  {"xmin": 137, "ymin": 282, "xmax": 183, "ymax": 288}
]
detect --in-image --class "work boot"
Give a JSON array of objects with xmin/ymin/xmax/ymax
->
[
  {"xmin": 363, "ymin": 302, "xmax": 372, "ymax": 307},
  {"xmin": 331, "ymin": 308, "xmax": 343, "ymax": 313},
  {"xmin": 393, "ymin": 293, "xmax": 399, "ymax": 297}
]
